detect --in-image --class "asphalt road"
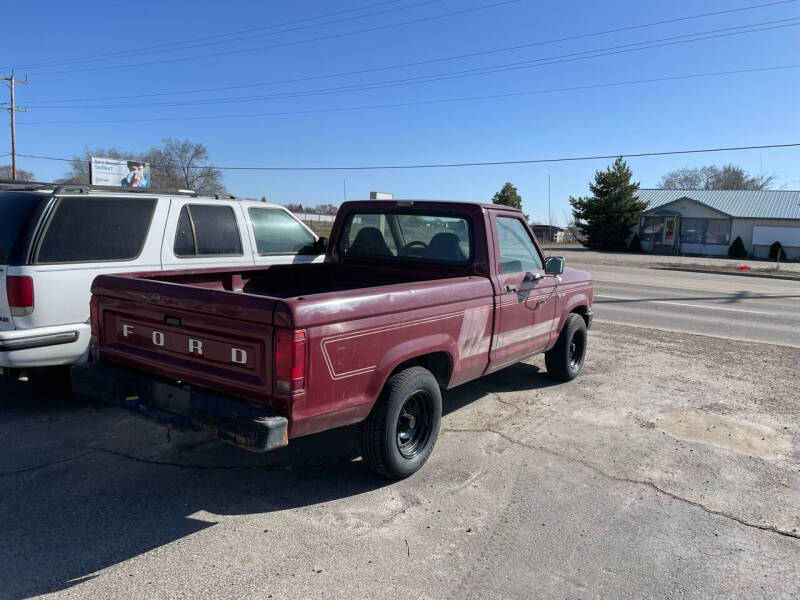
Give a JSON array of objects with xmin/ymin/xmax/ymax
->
[
  {"xmin": 1, "ymin": 264, "xmax": 799, "ymax": 599},
  {"xmin": 570, "ymin": 261, "xmax": 800, "ymax": 347}
]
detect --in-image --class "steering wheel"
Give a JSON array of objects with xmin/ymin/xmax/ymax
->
[{"xmin": 399, "ymin": 240, "xmax": 428, "ymax": 257}]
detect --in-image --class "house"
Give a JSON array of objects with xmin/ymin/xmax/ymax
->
[
  {"xmin": 531, "ymin": 224, "xmax": 565, "ymax": 244},
  {"xmin": 636, "ymin": 189, "xmax": 800, "ymax": 259}
]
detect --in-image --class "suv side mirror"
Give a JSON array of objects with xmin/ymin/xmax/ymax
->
[
  {"xmin": 313, "ymin": 237, "xmax": 328, "ymax": 253},
  {"xmin": 545, "ymin": 256, "xmax": 565, "ymax": 275}
]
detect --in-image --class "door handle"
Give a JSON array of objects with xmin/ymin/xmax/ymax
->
[{"xmin": 505, "ymin": 284, "xmax": 518, "ymax": 293}]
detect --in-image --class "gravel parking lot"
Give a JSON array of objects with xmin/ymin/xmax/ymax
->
[{"xmin": 2, "ymin": 321, "xmax": 798, "ymax": 599}]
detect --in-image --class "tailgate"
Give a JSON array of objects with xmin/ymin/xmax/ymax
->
[{"xmin": 94, "ymin": 276, "xmax": 278, "ymax": 404}]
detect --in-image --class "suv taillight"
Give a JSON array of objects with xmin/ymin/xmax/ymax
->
[
  {"xmin": 6, "ymin": 276, "xmax": 34, "ymax": 317},
  {"xmin": 89, "ymin": 296, "xmax": 100, "ymax": 361},
  {"xmin": 274, "ymin": 330, "xmax": 306, "ymax": 394}
]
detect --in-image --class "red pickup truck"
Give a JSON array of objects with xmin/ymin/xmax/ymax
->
[{"xmin": 73, "ymin": 200, "xmax": 593, "ymax": 478}]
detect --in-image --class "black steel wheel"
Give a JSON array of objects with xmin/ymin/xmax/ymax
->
[
  {"xmin": 545, "ymin": 313, "xmax": 588, "ymax": 382},
  {"xmin": 396, "ymin": 391, "xmax": 435, "ymax": 459},
  {"xmin": 362, "ymin": 366, "xmax": 442, "ymax": 479}
]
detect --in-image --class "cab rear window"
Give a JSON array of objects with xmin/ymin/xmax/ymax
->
[
  {"xmin": 339, "ymin": 211, "xmax": 472, "ymax": 264},
  {"xmin": 36, "ymin": 197, "xmax": 156, "ymax": 263}
]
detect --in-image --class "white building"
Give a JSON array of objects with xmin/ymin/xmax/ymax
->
[{"xmin": 636, "ymin": 189, "xmax": 800, "ymax": 259}]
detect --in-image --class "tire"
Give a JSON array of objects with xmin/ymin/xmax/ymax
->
[
  {"xmin": 545, "ymin": 313, "xmax": 588, "ymax": 382},
  {"xmin": 361, "ymin": 366, "xmax": 442, "ymax": 479}
]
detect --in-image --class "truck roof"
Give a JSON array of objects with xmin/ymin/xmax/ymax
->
[{"xmin": 337, "ymin": 199, "xmax": 524, "ymax": 213}]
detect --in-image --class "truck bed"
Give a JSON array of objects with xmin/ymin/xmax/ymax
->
[{"xmin": 143, "ymin": 263, "xmax": 457, "ymax": 299}]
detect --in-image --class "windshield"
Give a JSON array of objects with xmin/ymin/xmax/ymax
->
[
  {"xmin": 339, "ymin": 211, "xmax": 472, "ymax": 264},
  {"xmin": 0, "ymin": 192, "xmax": 47, "ymax": 264}
]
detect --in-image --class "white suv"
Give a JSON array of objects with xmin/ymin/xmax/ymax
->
[{"xmin": 0, "ymin": 184, "xmax": 324, "ymax": 374}]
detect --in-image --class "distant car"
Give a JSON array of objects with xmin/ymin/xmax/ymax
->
[{"xmin": 0, "ymin": 184, "xmax": 324, "ymax": 376}]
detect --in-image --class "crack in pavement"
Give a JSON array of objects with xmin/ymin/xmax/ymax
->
[
  {"xmin": 0, "ymin": 452, "xmax": 93, "ymax": 477},
  {"xmin": 442, "ymin": 426, "xmax": 800, "ymax": 541}
]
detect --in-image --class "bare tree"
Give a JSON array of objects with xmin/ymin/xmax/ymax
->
[
  {"xmin": 0, "ymin": 165, "xmax": 36, "ymax": 181},
  {"xmin": 659, "ymin": 164, "xmax": 775, "ymax": 190},
  {"xmin": 54, "ymin": 148, "xmax": 133, "ymax": 184},
  {"xmin": 56, "ymin": 139, "xmax": 226, "ymax": 194},
  {"xmin": 561, "ymin": 209, "xmax": 583, "ymax": 243},
  {"xmin": 147, "ymin": 138, "xmax": 225, "ymax": 194}
]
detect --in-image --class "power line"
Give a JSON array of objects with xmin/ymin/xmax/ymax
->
[
  {"xmin": 26, "ymin": 0, "xmax": 520, "ymax": 76},
  {"xmin": 25, "ymin": 0, "xmax": 800, "ymax": 105},
  {"xmin": 18, "ymin": 65, "xmax": 800, "ymax": 126},
  {"xmin": 1, "ymin": 0, "xmax": 409, "ymax": 71},
  {"xmin": 16, "ymin": 143, "xmax": 800, "ymax": 172},
  {"xmin": 21, "ymin": 0, "xmax": 446, "ymax": 72},
  {"xmin": 30, "ymin": 18, "xmax": 800, "ymax": 110}
]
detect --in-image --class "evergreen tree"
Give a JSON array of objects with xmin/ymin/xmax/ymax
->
[
  {"xmin": 728, "ymin": 236, "xmax": 747, "ymax": 258},
  {"xmin": 492, "ymin": 182, "xmax": 523, "ymax": 210},
  {"xmin": 569, "ymin": 157, "xmax": 647, "ymax": 250}
]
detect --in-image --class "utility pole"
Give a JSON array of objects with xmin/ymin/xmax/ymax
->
[
  {"xmin": 2, "ymin": 70, "xmax": 28, "ymax": 180},
  {"xmin": 547, "ymin": 174, "xmax": 551, "ymax": 242}
]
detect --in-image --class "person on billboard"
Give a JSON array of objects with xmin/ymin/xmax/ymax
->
[{"xmin": 122, "ymin": 161, "xmax": 149, "ymax": 188}]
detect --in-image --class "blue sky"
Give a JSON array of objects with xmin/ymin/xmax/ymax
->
[{"xmin": 4, "ymin": 0, "xmax": 800, "ymax": 223}]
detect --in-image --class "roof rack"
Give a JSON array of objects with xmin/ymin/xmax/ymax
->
[{"xmin": 51, "ymin": 183, "xmax": 200, "ymax": 196}]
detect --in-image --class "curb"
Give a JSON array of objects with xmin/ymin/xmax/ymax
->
[{"xmin": 655, "ymin": 266, "xmax": 800, "ymax": 281}]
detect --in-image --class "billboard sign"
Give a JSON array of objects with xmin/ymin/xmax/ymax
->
[{"xmin": 90, "ymin": 156, "xmax": 150, "ymax": 188}]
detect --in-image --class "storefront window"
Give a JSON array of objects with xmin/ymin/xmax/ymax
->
[
  {"xmin": 640, "ymin": 216, "xmax": 665, "ymax": 243},
  {"xmin": 704, "ymin": 219, "xmax": 731, "ymax": 245},
  {"xmin": 679, "ymin": 218, "xmax": 730, "ymax": 245},
  {"xmin": 680, "ymin": 218, "xmax": 706, "ymax": 244}
]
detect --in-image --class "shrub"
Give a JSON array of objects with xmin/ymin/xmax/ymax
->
[
  {"xmin": 768, "ymin": 241, "xmax": 787, "ymax": 261},
  {"xmin": 628, "ymin": 233, "xmax": 643, "ymax": 252},
  {"xmin": 728, "ymin": 236, "xmax": 746, "ymax": 258}
]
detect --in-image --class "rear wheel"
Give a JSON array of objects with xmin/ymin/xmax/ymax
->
[
  {"xmin": 361, "ymin": 366, "xmax": 442, "ymax": 479},
  {"xmin": 545, "ymin": 313, "xmax": 588, "ymax": 382}
]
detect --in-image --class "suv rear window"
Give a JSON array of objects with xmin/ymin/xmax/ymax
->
[
  {"xmin": 174, "ymin": 204, "xmax": 243, "ymax": 257},
  {"xmin": 339, "ymin": 211, "xmax": 472, "ymax": 264},
  {"xmin": 37, "ymin": 197, "xmax": 156, "ymax": 263},
  {"xmin": 0, "ymin": 192, "xmax": 46, "ymax": 264},
  {"xmin": 248, "ymin": 208, "xmax": 315, "ymax": 254}
]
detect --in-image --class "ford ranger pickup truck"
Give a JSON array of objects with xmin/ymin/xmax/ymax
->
[{"xmin": 73, "ymin": 200, "xmax": 593, "ymax": 478}]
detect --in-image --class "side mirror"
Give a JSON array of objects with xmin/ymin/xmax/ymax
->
[
  {"xmin": 313, "ymin": 237, "xmax": 328, "ymax": 253},
  {"xmin": 545, "ymin": 256, "xmax": 565, "ymax": 275}
]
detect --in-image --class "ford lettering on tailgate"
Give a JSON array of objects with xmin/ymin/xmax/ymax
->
[
  {"xmin": 113, "ymin": 318, "xmax": 257, "ymax": 370},
  {"xmin": 120, "ymin": 322, "xmax": 250, "ymax": 365}
]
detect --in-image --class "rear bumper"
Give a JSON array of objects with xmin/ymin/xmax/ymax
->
[
  {"xmin": 0, "ymin": 323, "xmax": 89, "ymax": 368},
  {"xmin": 71, "ymin": 362, "xmax": 288, "ymax": 452}
]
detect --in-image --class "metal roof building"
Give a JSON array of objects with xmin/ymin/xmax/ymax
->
[{"xmin": 636, "ymin": 189, "xmax": 800, "ymax": 259}]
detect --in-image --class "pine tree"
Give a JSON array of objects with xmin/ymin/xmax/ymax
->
[
  {"xmin": 491, "ymin": 182, "xmax": 523, "ymax": 210},
  {"xmin": 728, "ymin": 236, "xmax": 747, "ymax": 258},
  {"xmin": 569, "ymin": 157, "xmax": 647, "ymax": 250}
]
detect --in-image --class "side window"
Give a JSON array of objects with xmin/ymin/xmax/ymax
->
[
  {"xmin": 37, "ymin": 197, "xmax": 156, "ymax": 263},
  {"xmin": 174, "ymin": 204, "xmax": 243, "ymax": 257},
  {"xmin": 248, "ymin": 208, "xmax": 316, "ymax": 254},
  {"xmin": 496, "ymin": 217, "xmax": 543, "ymax": 274}
]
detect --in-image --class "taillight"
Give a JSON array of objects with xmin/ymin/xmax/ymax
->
[
  {"xmin": 89, "ymin": 296, "xmax": 100, "ymax": 361},
  {"xmin": 6, "ymin": 276, "xmax": 34, "ymax": 317},
  {"xmin": 274, "ymin": 329, "xmax": 306, "ymax": 394}
]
